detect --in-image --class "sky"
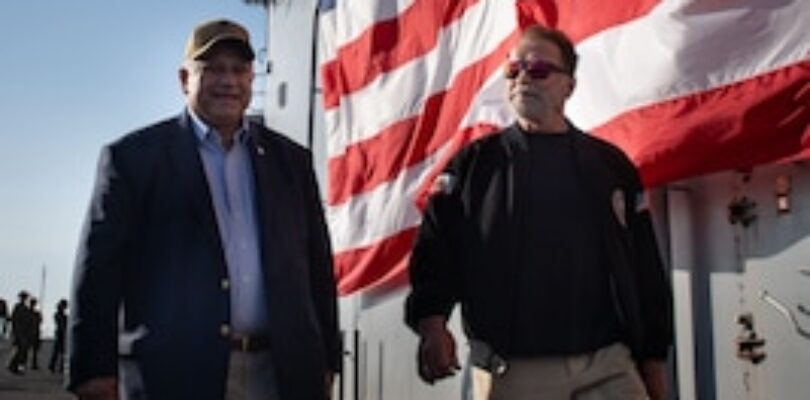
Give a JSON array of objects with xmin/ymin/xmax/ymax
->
[{"xmin": 0, "ymin": 1, "xmax": 267, "ymax": 336}]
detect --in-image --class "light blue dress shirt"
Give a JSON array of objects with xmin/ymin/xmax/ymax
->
[{"xmin": 189, "ymin": 110, "xmax": 270, "ymax": 335}]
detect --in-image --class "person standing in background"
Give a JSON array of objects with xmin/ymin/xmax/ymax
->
[
  {"xmin": 0, "ymin": 297, "xmax": 8, "ymax": 339},
  {"xmin": 7, "ymin": 291, "xmax": 33, "ymax": 375},
  {"xmin": 49, "ymin": 299, "xmax": 68, "ymax": 374},
  {"xmin": 27, "ymin": 297, "xmax": 42, "ymax": 370}
]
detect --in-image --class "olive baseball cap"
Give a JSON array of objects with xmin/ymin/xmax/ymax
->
[{"xmin": 184, "ymin": 19, "xmax": 255, "ymax": 61}]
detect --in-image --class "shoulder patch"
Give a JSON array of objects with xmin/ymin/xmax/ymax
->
[{"xmin": 433, "ymin": 173, "xmax": 457, "ymax": 195}]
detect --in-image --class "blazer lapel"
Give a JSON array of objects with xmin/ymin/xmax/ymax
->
[
  {"xmin": 247, "ymin": 127, "xmax": 294, "ymax": 281},
  {"xmin": 169, "ymin": 113, "xmax": 224, "ymax": 253}
]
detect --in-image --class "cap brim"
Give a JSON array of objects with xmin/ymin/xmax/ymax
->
[{"xmin": 190, "ymin": 36, "xmax": 255, "ymax": 61}]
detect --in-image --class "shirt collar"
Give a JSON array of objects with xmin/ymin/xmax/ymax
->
[
  {"xmin": 187, "ymin": 107, "xmax": 250, "ymax": 146},
  {"xmin": 513, "ymin": 120, "xmax": 575, "ymax": 136}
]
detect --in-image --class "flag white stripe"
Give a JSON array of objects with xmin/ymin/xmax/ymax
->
[
  {"xmin": 327, "ymin": 143, "xmax": 448, "ymax": 252},
  {"xmin": 457, "ymin": 71, "xmax": 515, "ymax": 129},
  {"xmin": 329, "ymin": 0, "xmax": 416, "ymax": 51},
  {"xmin": 568, "ymin": 0, "xmax": 810, "ymax": 130},
  {"xmin": 318, "ymin": 8, "xmax": 339, "ymax": 70},
  {"xmin": 328, "ymin": 74, "xmax": 513, "ymax": 252},
  {"xmin": 325, "ymin": 0, "xmax": 516, "ymax": 157}
]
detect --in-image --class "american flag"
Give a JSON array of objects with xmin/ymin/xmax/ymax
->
[{"xmin": 319, "ymin": 0, "xmax": 810, "ymax": 295}]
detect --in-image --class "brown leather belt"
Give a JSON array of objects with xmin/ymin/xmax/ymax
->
[{"xmin": 230, "ymin": 335, "xmax": 271, "ymax": 352}]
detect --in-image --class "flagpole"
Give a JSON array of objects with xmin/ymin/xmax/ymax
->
[{"xmin": 39, "ymin": 264, "xmax": 46, "ymax": 307}]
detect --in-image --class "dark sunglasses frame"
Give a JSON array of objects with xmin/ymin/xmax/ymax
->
[{"xmin": 503, "ymin": 59, "xmax": 568, "ymax": 80}]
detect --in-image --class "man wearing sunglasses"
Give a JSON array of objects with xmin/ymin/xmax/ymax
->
[{"xmin": 406, "ymin": 25, "xmax": 672, "ymax": 399}]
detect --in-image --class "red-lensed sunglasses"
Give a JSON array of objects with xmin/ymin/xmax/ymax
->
[{"xmin": 503, "ymin": 59, "xmax": 567, "ymax": 80}]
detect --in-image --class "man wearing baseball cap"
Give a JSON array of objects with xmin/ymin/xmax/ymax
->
[{"xmin": 69, "ymin": 19, "xmax": 340, "ymax": 400}]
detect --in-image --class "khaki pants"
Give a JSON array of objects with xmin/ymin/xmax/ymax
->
[
  {"xmin": 473, "ymin": 343, "xmax": 648, "ymax": 400},
  {"xmin": 226, "ymin": 350, "xmax": 280, "ymax": 400}
]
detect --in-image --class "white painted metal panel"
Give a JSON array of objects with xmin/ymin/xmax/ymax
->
[
  {"xmin": 671, "ymin": 161, "xmax": 810, "ymax": 400},
  {"xmin": 264, "ymin": 0, "xmax": 317, "ymax": 147}
]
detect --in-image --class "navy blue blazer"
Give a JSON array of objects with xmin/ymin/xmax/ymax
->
[{"xmin": 69, "ymin": 112, "xmax": 340, "ymax": 399}]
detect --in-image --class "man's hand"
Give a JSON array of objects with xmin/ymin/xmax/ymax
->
[
  {"xmin": 640, "ymin": 360, "xmax": 668, "ymax": 400},
  {"xmin": 74, "ymin": 377, "xmax": 118, "ymax": 400},
  {"xmin": 417, "ymin": 316, "xmax": 460, "ymax": 384}
]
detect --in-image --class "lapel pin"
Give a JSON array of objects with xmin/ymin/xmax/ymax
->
[{"xmin": 257, "ymin": 146, "xmax": 266, "ymax": 156}]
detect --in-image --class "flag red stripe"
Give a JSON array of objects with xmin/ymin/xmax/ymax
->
[
  {"xmin": 517, "ymin": 0, "xmax": 659, "ymax": 42},
  {"xmin": 322, "ymin": 0, "xmax": 481, "ymax": 110},
  {"xmin": 327, "ymin": 32, "xmax": 518, "ymax": 206},
  {"xmin": 594, "ymin": 61, "xmax": 810, "ymax": 186},
  {"xmin": 334, "ymin": 227, "xmax": 418, "ymax": 295}
]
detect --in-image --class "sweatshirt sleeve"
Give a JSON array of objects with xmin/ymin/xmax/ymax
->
[{"xmin": 404, "ymin": 150, "xmax": 471, "ymax": 331}]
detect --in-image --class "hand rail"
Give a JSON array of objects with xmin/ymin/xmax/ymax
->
[
  {"xmin": 759, "ymin": 290, "xmax": 810, "ymax": 340},
  {"xmin": 799, "ymin": 269, "xmax": 810, "ymax": 317}
]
